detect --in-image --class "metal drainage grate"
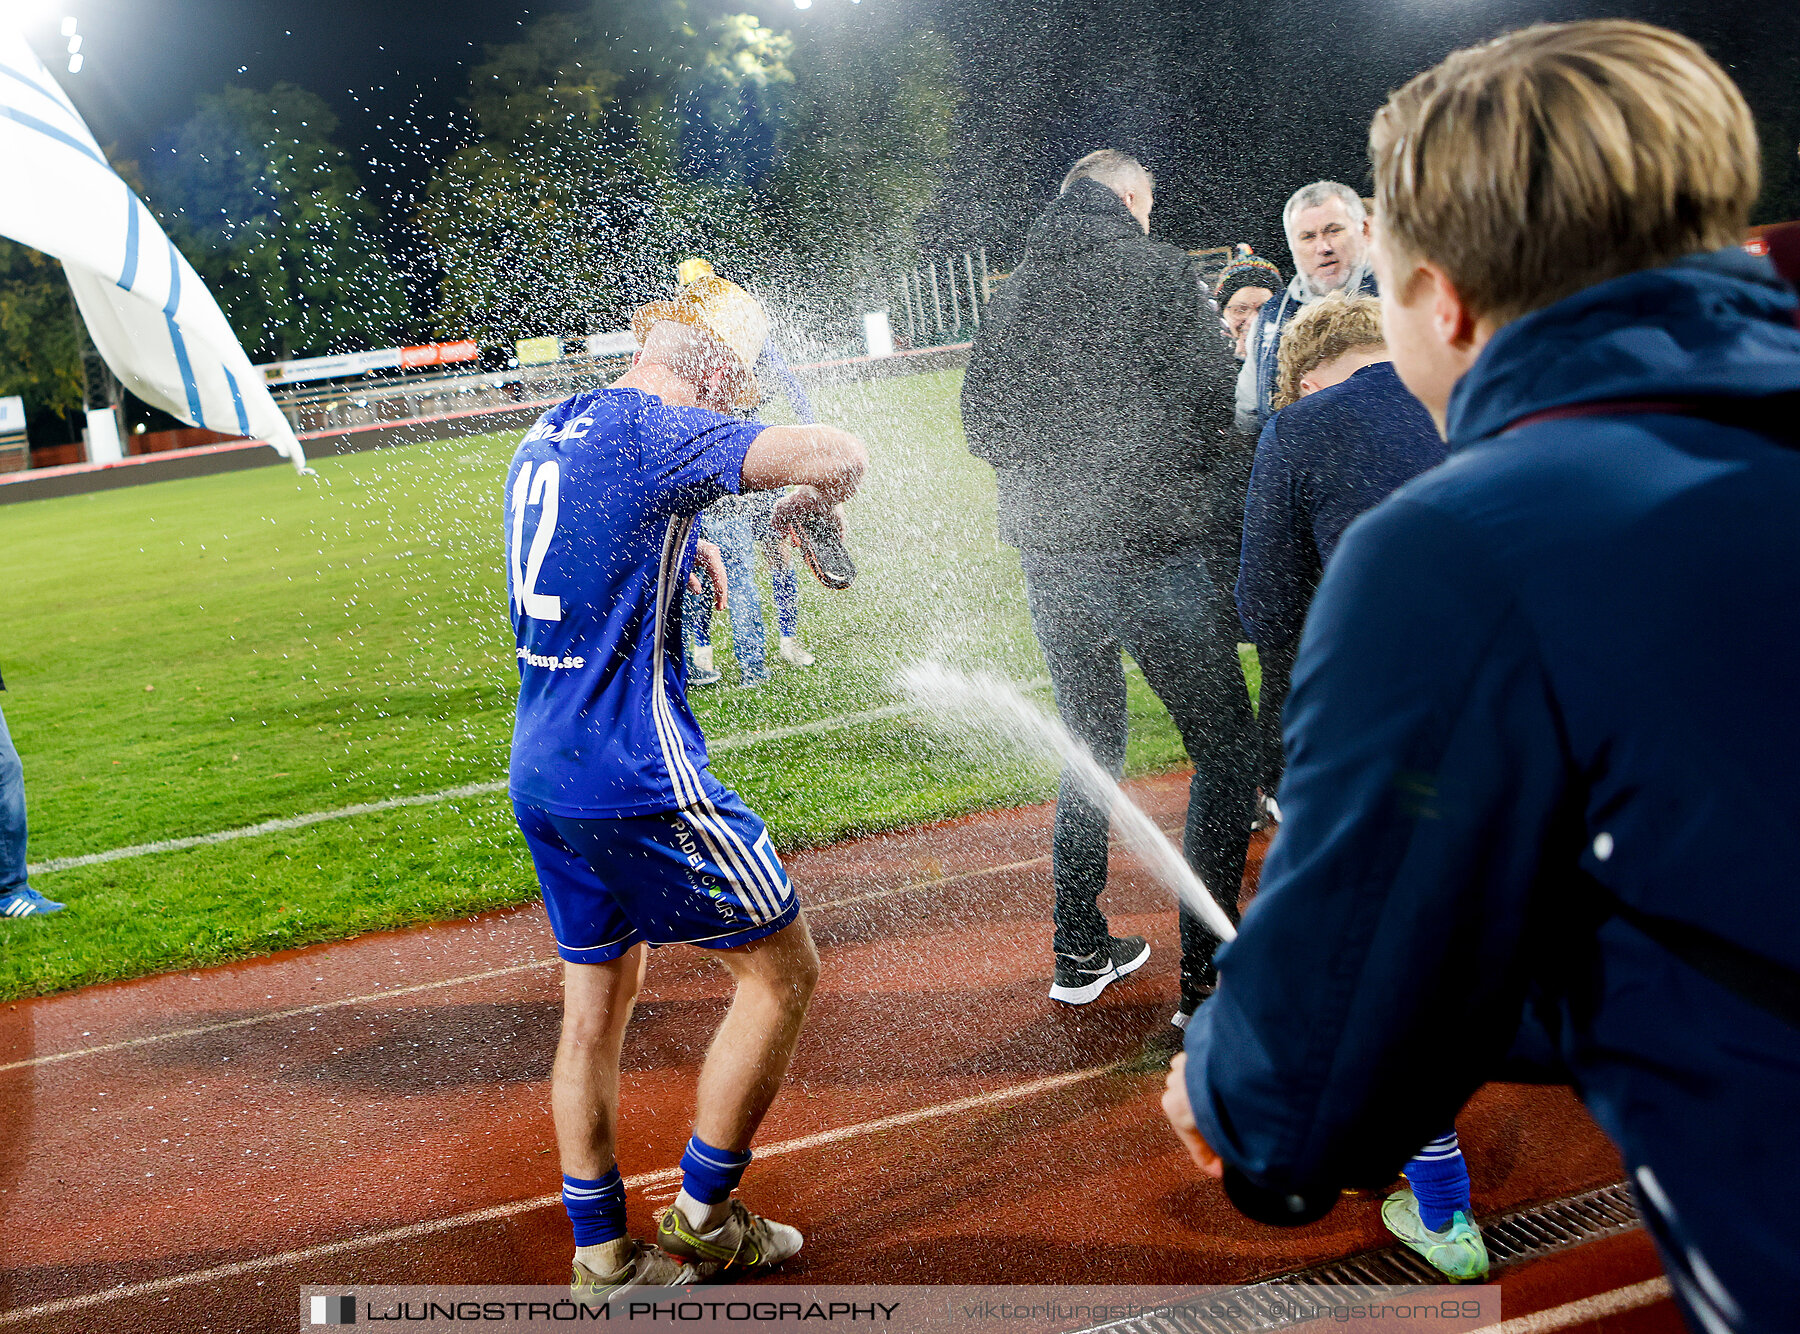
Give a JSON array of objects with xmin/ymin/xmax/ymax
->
[
  {"xmin": 1078, "ymin": 1181, "xmax": 1641, "ymax": 1334},
  {"xmin": 1281, "ymin": 1180, "xmax": 1642, "ymax": 1284},
  {"xmin": 1478, "ymin": 1181, "xmax": 1640, "ymax": 1268}
]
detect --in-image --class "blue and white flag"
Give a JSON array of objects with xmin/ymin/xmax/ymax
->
[{"xmin": 0, "ymin": 21, "xmax": 306, "ymax": 469}]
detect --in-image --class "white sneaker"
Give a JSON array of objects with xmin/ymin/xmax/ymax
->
[
  {"xmin": 778, "ymin": 636, "xmax": 815, "ymax": 667},
  {"xmin": 655, "ymin": 1198, "xmax": 804, "ymax": 1279},
  {"xmin": 1381, "ymin": 1188, "xmax": 1491, "ymax": 1281},
  {"xmin": 571, "ymin": 1239, "xmax": 694, "ymax": 1298},
  {"xmin": 1250, "ymin": 790, "xmax": 1283, "ymax": 831},
  {"xmin": 688, "ymin": 644, "xmax": 722, "ymax": 686}
]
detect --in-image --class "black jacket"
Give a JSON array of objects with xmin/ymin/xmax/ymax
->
[{"xmin": 961, "ymin": 180, "xmax": 1241, "ymax": 555}]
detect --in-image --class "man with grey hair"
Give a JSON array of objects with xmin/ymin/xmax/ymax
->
[
  {"xmin": 962, "ymin": 148, "xmax": 1255, "ymax": 1024},
  {"xmin": 1060, "ymin": 148, "xmax": 1156, "ymax": 232},
  {"xmin": 1234, "ymin": 181, "xmax": 1377, "ymax": 432}
]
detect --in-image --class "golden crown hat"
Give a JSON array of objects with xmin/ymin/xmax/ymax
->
[
  {"xmin": 632, "ymin": 272, "xmax": 768, "ymax": 412},
  {"xmin": 676, "ymin": 257, "xmax": 716, "ymax": 288}
]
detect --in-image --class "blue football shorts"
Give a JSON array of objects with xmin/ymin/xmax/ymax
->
[{"xmin": 513, "ymin": 788, "xmax": 799, "ymax": 964}]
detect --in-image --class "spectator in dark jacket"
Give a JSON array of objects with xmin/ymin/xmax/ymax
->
[
  {"xmin": 1165, "ymin": 22, "xmax": 1800, "ymax": 1333},
  {"xmin": 1199, "ymin": 254, "xmax": 1283, "ymax": 600},
  {"xmin": 1213, "ymin": 253, "xmax": 1282, "ymax": 361},
  {"xmin": 1204, "ymin": 252, "xmax": 1287, "ymax": 820},
  {"xmin": 1236, "ymin": 292, "xmax": 1447, "ymax": 791},
  {"xmin": 962, "ymin": 149, "xmax": 1255, "ymax": 1022}
]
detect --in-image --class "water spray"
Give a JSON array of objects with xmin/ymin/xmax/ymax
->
[
  {"xmin": 896, "ymin": 660, "xmax": 1237, "ymax": 945},
  {"xmin": 899, "ymin": 662, "xmax": 1345, "ymax": 1227}
]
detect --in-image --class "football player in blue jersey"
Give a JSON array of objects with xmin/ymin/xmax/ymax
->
[{"xmin": 504, "ymin": 272, "xmax": 867, "ymax": 1296}]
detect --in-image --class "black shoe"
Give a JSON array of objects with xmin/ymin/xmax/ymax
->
[
  {"xmin": 1049, "ymin": 935, "xmax": 1150, "ymax": 1005},
  {"xmin": 1172, "ymin": 959, "xmax": 1219, "ymax": 1029},
  {"xmin": 783, "ymin": 513, "xmax": 856, "ymax": 590},
  {"xmin": 1250, "ymin": 790, "xmax": 1282, "ymax": 832}
]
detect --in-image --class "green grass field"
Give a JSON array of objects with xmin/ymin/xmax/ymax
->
[{"xmin": 0, "ymin": 369, "xmax": 1252, "ymax": 999}]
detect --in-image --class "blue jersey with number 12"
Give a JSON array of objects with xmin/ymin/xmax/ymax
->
[{"xmin": 506, "ymin": 388, "xmax": 764, "ymax": 817}]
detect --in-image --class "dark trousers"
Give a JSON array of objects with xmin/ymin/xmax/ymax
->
[
  {"xmin": 1253, "ymin": 638, "xmax": 1296, "ymax": 796},
  {"xmin": 1021, "ymin": 546, "xmax": 1257, "ymax": 979}
]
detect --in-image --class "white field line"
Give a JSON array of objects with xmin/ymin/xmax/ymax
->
[
  {"xmin": 0, "ymin": 1062, "xmax": 1123, "ymax": 1326},
  {"xmin": 1466, "ymin": 1276, "xmax": 1672, "ymax": 1333},
  {"xmin": 25, "ymin": 779, "xmax": 510, "ymax": 876},
  {"xmin": 0, "ymin": 837, "xmax": 1083, "ymax": 1076},
  {"xmin": 25, "ymin": 683, "xmax": 1053, "ymax": 879}
]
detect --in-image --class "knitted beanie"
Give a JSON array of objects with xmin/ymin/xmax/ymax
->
[{"xmin": 1214, "ymin": 253, "xmax": 1283, "ymax": 308}]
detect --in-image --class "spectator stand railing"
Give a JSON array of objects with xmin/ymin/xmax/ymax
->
[{"xmin": 897, "ymin": 250, "xmax": 993, "ymax": 349}]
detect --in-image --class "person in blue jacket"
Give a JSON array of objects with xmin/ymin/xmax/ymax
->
[
  {"xmin": 1237, "ymin": 291, "xmax": 1480, "ymax": 1277},
  {"xmin": 1164, "ymin": 21, "xmax": 1800, "ymax": 1331},
  {"xmin": 1236, "ymin": 291, "xmax": 1447, "ymax": 792}
]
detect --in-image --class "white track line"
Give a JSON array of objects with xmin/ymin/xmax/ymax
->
[
  {"xmin": 1467, "ymin": 1276, "xmax": 1672, "ymax": 1333},
  {"xmin": 0, "ymin": 959, "xmax": 555, "ymax": 1075},
  {"xmin": 813, "ymin": 853, "xmax": 1050, "ymax": 914},
  {"xmin": 25, "ymin": 685, "xmax": 1053, "ymax": 878},
  {"xmin": 0, "ymin": 843, "xmax": 1069, "ymax": 1075},
  {"xmin": 0, "ymin": 1063, "xmax": 1122, "ymax": 1326}
]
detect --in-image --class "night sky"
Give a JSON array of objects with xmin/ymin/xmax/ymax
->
[{"xmin": 23, "ymin": 0, "xmax": 1800, "ymax": 278}]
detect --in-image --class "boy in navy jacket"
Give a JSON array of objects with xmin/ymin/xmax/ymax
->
[{"xmin": 1165, "ymin": 21, "xmax": 1800, "ymax": 1332}]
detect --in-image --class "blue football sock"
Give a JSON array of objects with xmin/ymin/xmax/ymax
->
[
  {"xmin": 563, "ymin": 1168, "xmax": 628, "ymax": 1247},
  {"xmin": 1404, "ymin": 1130, "xmax": 1472, "ymax": 1232},
  {"xmin": 678, "ymin": 1135, "xmax": 752, "ymax": 1205}
]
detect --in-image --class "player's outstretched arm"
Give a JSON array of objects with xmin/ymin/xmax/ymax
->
[{"xmin": 741, "ymin": 426, "xmax": 867, "ymax": 505}]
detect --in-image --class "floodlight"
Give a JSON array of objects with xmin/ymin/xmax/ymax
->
[
  {"xmin": 67, "ymin": 33, "xmax": 81, "ymax": 53},
  {"xmin": 794, "ymin": 0, "xmax": 812, "ymax": 8},
  {"xmin": 67, "ymin": 52, "xmax": 81, "ymax": 73},
  {"xmin": 61, "ymin": 16, "xmax": 77, "ymax": 36}
]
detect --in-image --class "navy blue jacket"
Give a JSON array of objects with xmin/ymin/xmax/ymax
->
[
  {"xmin": 1235, "ymin": 361, "xmax": 1446, "ymax": 649},
  {"xmin": 1184, "ymin": 249, "xmax": 1800, "ymax": 1333}
]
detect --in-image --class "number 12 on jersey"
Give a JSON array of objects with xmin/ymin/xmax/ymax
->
[{"xmin": 510, "ymin": 460, "xmax": 563, "ymax": 622}]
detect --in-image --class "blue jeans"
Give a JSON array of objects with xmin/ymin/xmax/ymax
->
[
  {"xmin": 684, "ymin": 513, "xmax": 768, "ymax": 681},
  {"xmin": 0, "ymin": 702, "xmax": 29, "ymax": 895},
  {"xmin": 1021, "ymin": 546, "xmax": 1257, "ymax": 978},
  {"xmin": 747, "ymin": 491, "xmax": 802, "ymax": 639},
  {"xmin": 769, "ymin": 563, "xmax": 801, "ymax": 639}
]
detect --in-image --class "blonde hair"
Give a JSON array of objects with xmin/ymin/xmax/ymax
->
[
  {"xmin": 639, "ymin": 321, "xmax": 756, "ymax": 408},
  {"xmin": 1369, "ymin": 20, "xmax": 1760, "ymax": 325},
  {"xmin": 1274, "ymin": 293, "xmax": 1385, "ymax": 410}
]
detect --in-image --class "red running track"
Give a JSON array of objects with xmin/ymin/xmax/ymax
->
[{"xmin": 0, "ymin": 774, "xmax": 1674, "ymax": 1332}]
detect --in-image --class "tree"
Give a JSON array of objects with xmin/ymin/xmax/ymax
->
[
  {"xmin": 147, "ymin": 84, "xmax": 408, "ymax": 361},
  {"xmin": 466, "ymin": 13, "xmax": 620, "ymax": 150},
  {"xmin": 422, "ymin": 5, "xmax": 786, "ymax": 341},
  {"xmin": 421, "ymin": 1, "xmax": 956, "ymax": 346},
  {"xmin": 666, "ymin": 11, "xmax": 796, "ymax": 188},
  {"xmin": 767, "ymin": 13, "xmax": 957, "ymax": 314},
  {"xmin": 0, "ymin": 238, "xmax": 84, "ymax": 428}
]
